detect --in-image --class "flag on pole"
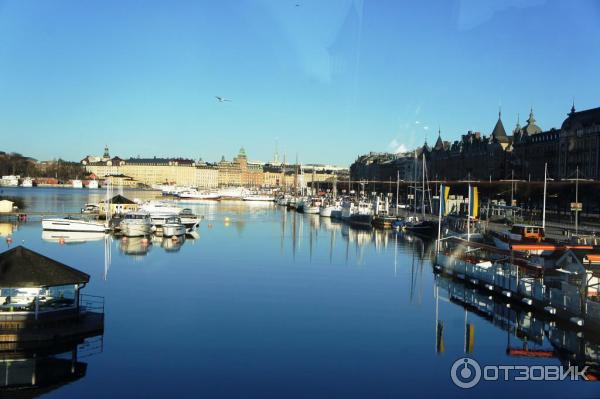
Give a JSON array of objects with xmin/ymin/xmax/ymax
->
[
  {"xmin": 469, "ymin": 186, "xmax": 479, "ymax": 218},
  {"xmin": 440, "ymin": 184, "xmax": 450, "ymax": 216}
]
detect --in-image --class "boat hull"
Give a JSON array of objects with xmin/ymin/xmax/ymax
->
[
  {"xmin": 121, "ymin": 223, "xmax": 152, "ymax": 237},
  {"xmin": 162, "ymin": 224, "xmax": 186, "ymax": 237},
  {"xmin": 42, "ymin": 219, "xmax": 106, "ymax": 232}
]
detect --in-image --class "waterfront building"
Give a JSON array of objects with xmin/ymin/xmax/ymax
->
[
  {"xmin": 98, "ymin": 194, "xmax": 138, "ymax": 216},
  {"xmin": 353, "ymin": 104, "xmax": 600, "ymax": 183},
  {"xmin": 195, "ymin": 163, "xmax": 219, "ymax": 189}
]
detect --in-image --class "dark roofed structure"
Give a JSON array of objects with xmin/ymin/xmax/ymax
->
[
  {"xmin": 105, "ymin": 194, "xmax": 136, "ymax": 205},
  {"xmin": 491, "ymin": 111, "xmax": 509, "ymax": 143},
  {"xmin": 0, "ymin": 246, "xmax": 90, "ymax": 288},
  {"xmin": 561, "ymin": 105, "xmax": 600, "ymax": 131}
]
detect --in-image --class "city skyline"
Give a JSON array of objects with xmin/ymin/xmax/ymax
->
[{"xmin": 1, "ymin": 1, "xmax": 599, "ymax": 164}]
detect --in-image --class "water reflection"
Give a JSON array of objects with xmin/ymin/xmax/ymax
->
[
  {"xmin": 41, "ymin": 231, "xmax": 106, "ymax": 244},
  {"xmin": 0, "ymin": 335, "xmax": 103, "ymax": 397},
  {"xmin": 434, "ymin": 273, "xmax": 600, "ymax": 380}
]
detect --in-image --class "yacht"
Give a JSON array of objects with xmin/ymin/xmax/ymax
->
[
  {"xmin": 72, "ymin": 179, "xmax": 83, "ymax": 188},
  {"xmin": 179, "ymin": 208, "xmax": 201, "ymax": 230},
  {"xmin": 218, "ymin": 186, "xmax": 250, "ymax": 200},
  {"xmin": 139, "ymin": 200, "xmax": 183, "ymax": 215},
  {"xmin": 88, "ymin": 180, "xmax": 99, "ymax": 189},
  {"xmin": 120, "ymin": 211, "xmax": 152, "ymax": 237},
  {"xmin": 21, "ymin": 177, "xmax": 33, "ymax": 187},
  {"xmin": 162, "ymin": 216, "xmax": 186, "ymax": 237},
  {"xmin": 81, "ymin": 203, "xmax": 100, "ymax": 214},
  {"xmin": 42, "ymin": 217, "xmax": 107, "ymax": 232},
  {"xmin": 176, "ymin": 189, "xmax": 221, "ymax": 201},
  {"xmin": 242, "ymin": 194, "xmax": 275, "ymax": 202}
]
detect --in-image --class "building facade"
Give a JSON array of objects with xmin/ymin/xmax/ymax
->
[{"xmin": 351, "ymin": 105, "xmax": 600, "ymax": 183}]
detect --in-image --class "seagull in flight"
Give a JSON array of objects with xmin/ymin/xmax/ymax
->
[{"xmin": 215, "ymin": 96, "xmax": 231, "ymax": 103}]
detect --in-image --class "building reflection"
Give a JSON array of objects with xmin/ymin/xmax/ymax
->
[
  {"xmin": 0, "ymin": 334, "xmax": 103, "ymax": 397},
  {"xmin": 434, "ymin": 273, "xmax": 600, "ymax": 380}
]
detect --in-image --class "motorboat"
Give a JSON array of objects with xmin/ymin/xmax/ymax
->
[
  {"xmin": 176, "ymin": 189, "xmax": 221, "ymax": 201},
  {"xmin": 81, "ymin": 203, "xmax": 100, "ymax": 214},
  {"xmin": 179, "ymin": 208, "xmax": 201, "ymax": 230},
  {"xmin": 21, "ymin": 177, "xmax": 33, "ymax": 187},
  {"xmin": 490, "ymin": 224, "xmax": 546, "ymax": 253},
  {"xmin": 41, "ymin": 230, "xmax": 106, "ymax": 243},
  {"xmin": 302, "ymin": 198, "xmax": 322, "ymax": 214},
  {"xmin": 120, "ymin": 211, "xmax": 152, "ymax": 237},
  {"xmin": 139, "ymin": 200, "xmax": 183, "ymax": 215},
  {"xmin": 88, "ymin": 180, "xmax": 99, "ymax": 189},
  {"xmin": 218, "ymin": 186, "xmax": 249, "ymax": 200},
  {"xmin": 42, "ymin": 217, "xmax": 107, "ymax": 232},
  {"xmin": 162, "ymin": 216, "xmax": 186, "ymax": 237},
  {"xmin": 72, "ymin": 179, "xmax": 83, "ymax": 188},
  {"xmin": 242, "ymin": 194, "xmax": 275, "ymax": 202}
]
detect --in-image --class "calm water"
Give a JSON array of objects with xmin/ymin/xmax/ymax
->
[{"xmin": 0, "ymin": 188, "xmax": 598, "ymax": 398}]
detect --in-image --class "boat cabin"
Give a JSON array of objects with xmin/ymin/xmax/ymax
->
[
  {"xmin": 0, "ymin": 246, "xmax": 91, "ymax": 329},
  {"xmin": 509, "ymin": 224, "xmax": 545, "ymax": 241}
]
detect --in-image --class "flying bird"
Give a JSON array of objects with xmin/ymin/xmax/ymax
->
[{"xmin": 215, "ymin": 96, "xmax": 231, "ymax": 103}]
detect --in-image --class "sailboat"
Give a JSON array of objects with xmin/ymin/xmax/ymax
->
[{"xmin": 404, "ymin": 151, "xmax": 437, "ymax": 235}]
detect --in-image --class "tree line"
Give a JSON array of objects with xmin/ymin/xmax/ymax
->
[{"xmin": 0, "ymin": 151, "xmax": 85, "ymax": 181}]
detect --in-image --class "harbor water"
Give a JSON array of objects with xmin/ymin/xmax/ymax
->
[{"xmin": 0, "ymin": 188, "xmax": 598, "ymax": 398}]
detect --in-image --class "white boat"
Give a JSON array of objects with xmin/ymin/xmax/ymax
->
[
  {"xmin": 303, "ymin": 198, "xmax": 322, "ymax": 214},
  {"xmin": 177, "ymin": 189, "xmax": 221, "ymax": 201},
  {"xmin": 490, "ymin": 224, "xmax": 547, "ymax": 254},
  {"xmin": 242, "ymin": 194, "xmax": 275, "ymax": 202},
  {"xmin": 162, "ymin": 216, "xmax": 186, "ymax": 237},
  {"xmin": 88, "ymin": 180, "xmax": 99, "ymax": 189},
  {"xmin": 179, "ymin": 208, "xmax": 201, "ymax": 230},
  {"xmin": 0, "ymin": 175, "xmax": 19, "ymax": 187},
  {"xmin": 21, "ymin": 177, "xmax": 33, "ymax": 187},
  {"xmin": 81, "ymin": 203, "xmax": 99, "ymax": 213},
  {"xmin": 139, "ymin": 201, "xmax": 183, "ymax": 215},
  {"xmin": 41, "ymin": 230, "xmax": 106, "ymax": 243},
  {"xmin": 319, "ymin": 199, "xmax": 341, "ymax": 217},
  {"xmin": 42, "ymin": 217, "xmax": 107, "ymax": 232},
  {"xmin": 276, "ymin": 196, "xmax": 290, "ymax": 206},
  {"xmin": 72, "ymin": 179, "xmax": 83, "ymax": 188},
  {"xmin": 120, "ymin": 211, "xmax": 152, "ymax": 237},
  {"xmin": 218, "ymin": 187, "xmax": 249, "ymax": 199}
]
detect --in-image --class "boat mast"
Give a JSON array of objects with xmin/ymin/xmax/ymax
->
[
  {"xmin": 413, "ymin": 150, "xmax": 418, "ymax": 217},
  {"xmin": 395, "ymin": 170, "xmax": 399, "ymax": 217},
  {"xmin": 421, "ymin": 154, "xmax": 425, "ymax": 218},
  {"xmin": 575, "ymin": 165, "xmax": 579, "ymax": 235},
  {"xmin": 542, "ymin": 162, "xmax": 547, "ymax": 230},
  {"xmin": 467, "ymin": 179, "xmax": 471, "ymax": 242},
  {"xmin": 437, "ymin": 184, "xmax": 443, "ymax": 252}
]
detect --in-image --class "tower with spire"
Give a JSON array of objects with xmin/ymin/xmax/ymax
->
[{"xmin": 491, "ymin": 109, "xmax": 510, "ymax": 149}]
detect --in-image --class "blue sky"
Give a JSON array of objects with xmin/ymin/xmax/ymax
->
[{"xmin": 1, "ymin": 0, "xmax": 599, "ymax": 165}]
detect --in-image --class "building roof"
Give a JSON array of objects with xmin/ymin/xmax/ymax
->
[
  {"xmin": 561, "ymin": 105, "xmax": 600, "ymax": 131},
  {"xmin": 105, "ymin": 194, "xmax": 136, "ymax": 204},
  {"xmin": 0, "ymin": 246, "xmax": 90, "ymax": 287},
  {"xmin": 491, "ymin": 111, "xmax": 509, "ymax": 143},
  {"xmin": 523, "ymin": 108, "xmax": 542, "ymax": 135}
]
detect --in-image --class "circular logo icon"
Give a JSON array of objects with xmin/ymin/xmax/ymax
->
[{"xmin": 451, "ymin": 357, "xmax": 482, "ymax": 389}]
